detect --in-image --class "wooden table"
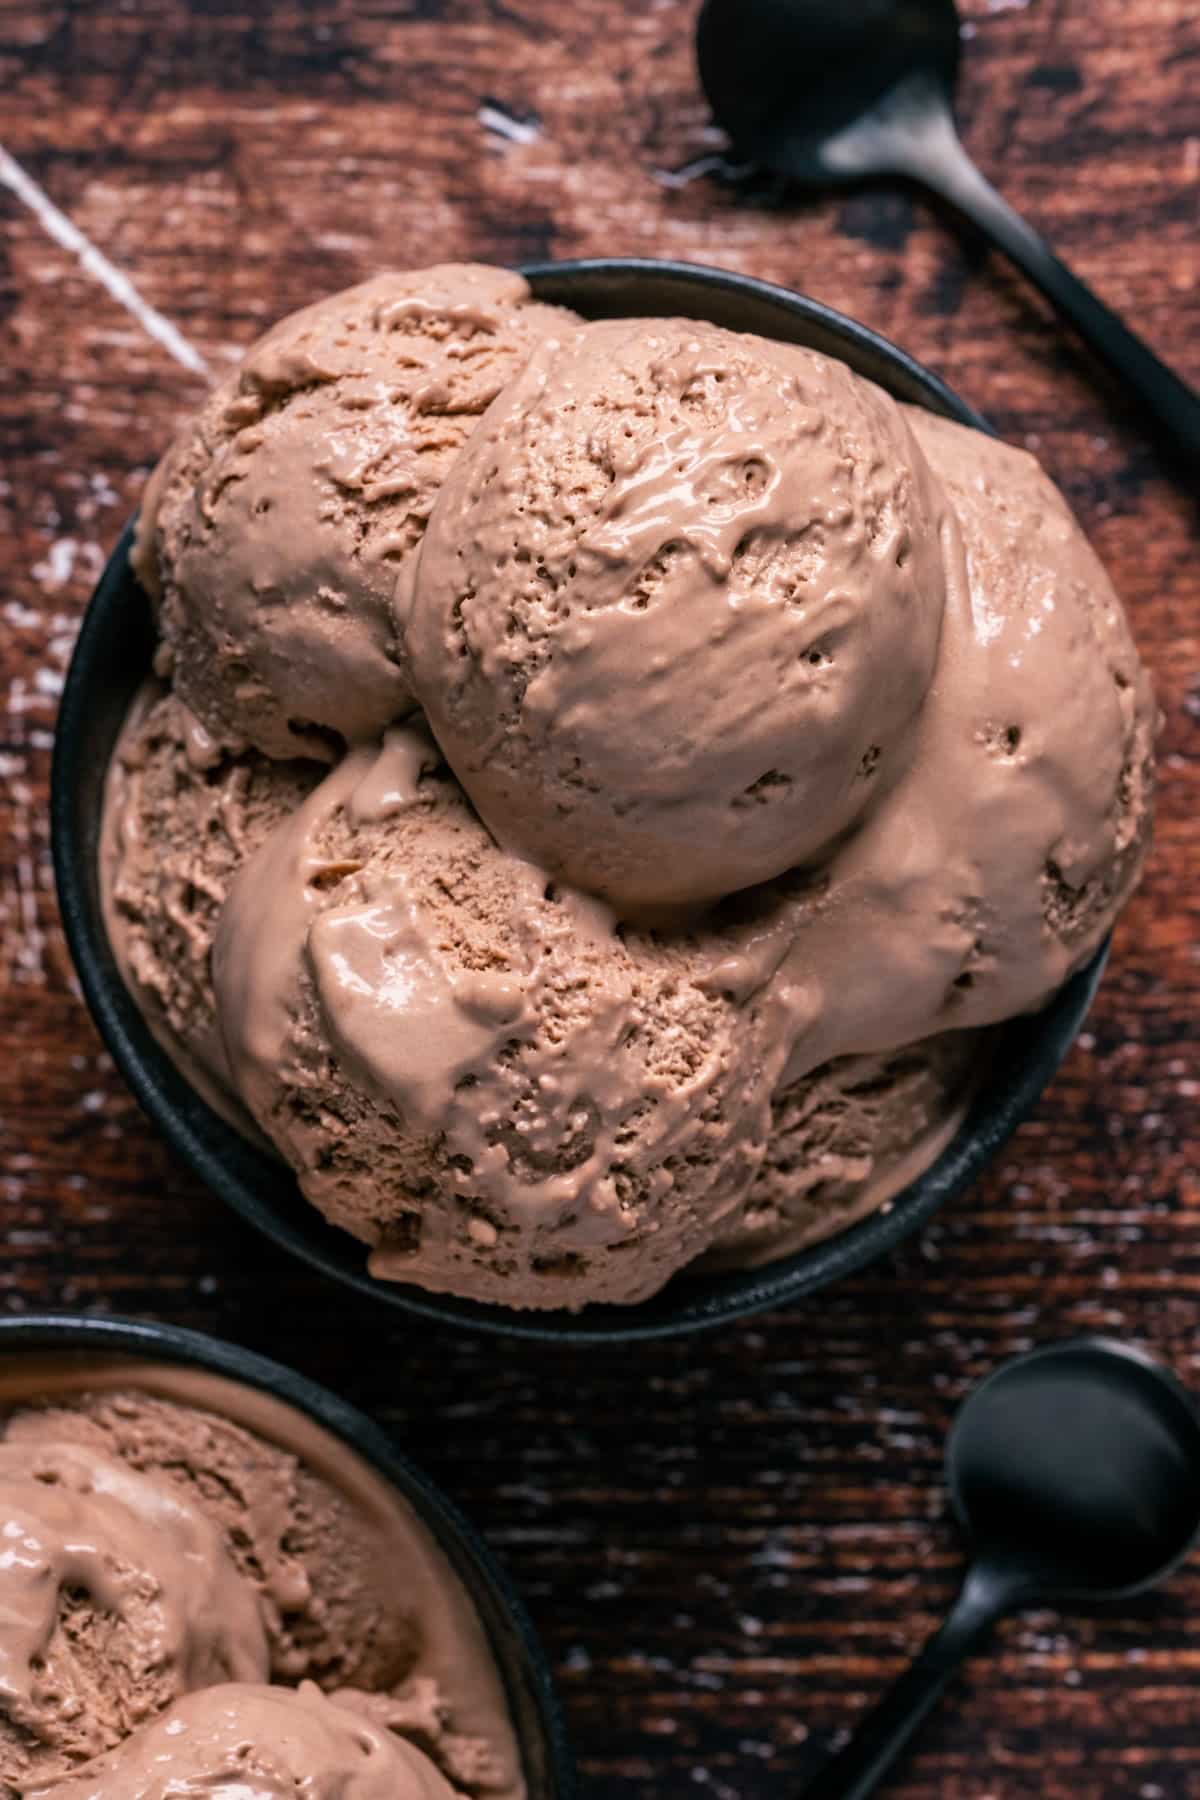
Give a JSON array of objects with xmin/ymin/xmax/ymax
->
[{"xmin": 2, "ymin": 2, "xmax": 1197, "ymax": 1793}]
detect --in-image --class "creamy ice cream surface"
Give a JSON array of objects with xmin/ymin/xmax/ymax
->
[
  {"xmin": 213, "ymin": 726, "xmax": 781, "ymax": 1307},
  {"xmin": 133, "ymin": 265, "xmax": 579, "ymax": 762},
  {"xmin": 0, "ymin": 1357, "xmax": 524, "ymax": 1797},
  {"xmin": 98, "ymin": 264, "xmax": 1155, "ymax": 1311},
  {"xmin": 406, "ymin": 317, "xmax": 950, "ymax": 914},
  {"xmin": 25, "ymin": 1683, "xmax": 458, "ymax": 1800},
  {"xmin": 0, "ymin": 1438, "xmax": 268, "ymax": 1786},
  {"xmin": 741, "ymin": 405, "xmax": 1156, "ymax": 1090},
  {"xmin": 100, "ymin": 682, "xmax": 321, "ymax": 1110},
  {"xmin": 701, "ymin": 1031, "xmax": 985, "ymax": 1269}
]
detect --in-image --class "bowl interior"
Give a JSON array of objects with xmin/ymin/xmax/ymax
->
[
  {"xmin": 51, "ymin": 256, "xmax": 1106, "ymax": 1343},
  {"xmin": 0, "ymin": 1313, "xmax": 575, "ymax": 1799}
]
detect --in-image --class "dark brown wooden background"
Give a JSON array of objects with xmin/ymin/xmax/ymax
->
[{"xmin": 2, "ymin": 2, "xmax": 1198, "ymax": 1794}]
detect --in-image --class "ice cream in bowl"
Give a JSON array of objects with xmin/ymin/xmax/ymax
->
[
  {"xmin": 0, "ymin": 1313, "xmax": 570, "ymax": 1796},
  {"xmin": 52, "ymin": 259, "xmax": 1154, "ymax": 1339}
]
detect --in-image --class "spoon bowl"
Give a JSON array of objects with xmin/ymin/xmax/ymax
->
[
  {"xmin": 697, "ymin": 0, "xmax": 958, "ymax": 184},
  {"xmin": 948, "ymin": 1337, "xmax": 1200, "ymax": 1601}
]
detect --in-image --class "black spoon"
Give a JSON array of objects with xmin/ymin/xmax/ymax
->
[
  {"xmin": 697, "ymin": 0, "xmax": 1200, "ymax": 467},
  {"xmin": 804, "ymin": 1337, "xmax": 1200, "ymax": 1798}
]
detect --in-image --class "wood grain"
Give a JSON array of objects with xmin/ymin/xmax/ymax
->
[{"xmin": 1, "ymin": 2, "xmax": 1198, "ymax": 1794}]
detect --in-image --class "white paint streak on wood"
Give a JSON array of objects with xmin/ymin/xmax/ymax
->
[
  {"xmin": 478, "ymin": 104, "xmax": 541, "ymax": 146},
  {"xmin": 0, "ymin": 143, "xmax": 209, "ymax": 377}
]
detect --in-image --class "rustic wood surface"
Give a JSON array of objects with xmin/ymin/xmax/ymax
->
[{"xmin": 1, "ymin": 1, "xmax": 1198, "ymax": 1794}]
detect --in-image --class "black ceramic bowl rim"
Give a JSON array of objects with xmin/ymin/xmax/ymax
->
[
  {"xmin": 51, "ymin": 255, "xmax": 1108, "ymax": 1345},
  {"xmin": 0, "ymin": 1311, "xmax": 575, "ymax": 1799}
]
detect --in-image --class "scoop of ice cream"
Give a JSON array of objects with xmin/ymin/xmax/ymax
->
[
  {"xmin": 0, "ymin": 1440, "xmax": 268, "ymax": 1789},
  {"xmin": 101, "ymin": 683, "xmax": 321, "ymax": 1099},
  {"xmin": 134, "ymin": 265, "xmax": 578, "ymax": 762},
  {"xmin": 25, "ymin": 1681, "xmax": 457, "ymax": 1800},
  {"xmin": 740, "ymin": 410, "xmax": 1156, "ymax": 1085},
  {"xmin": 908, "ymin": 409, "xmax": 1156, "ymax": 955},
  {"xmin": 5, "ymin": 1388, "xmax": 418, "ymax": 1697},
  {"xmin": 404, "ymin": 316, "xmax": 949, "ymax": 913},
  {"xmin": 701, "ymin": 1030, "xmax": 983, "ymax": 1270},
  {"xmin": 212, "ymin": 726, "xmax": 784, "ymax": 1309},
  {"xmin": 3, "ymin": 1373, "xmax": 522, "ymax": 1800}
]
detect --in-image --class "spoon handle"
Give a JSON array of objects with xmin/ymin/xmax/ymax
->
[
  {"xmin": 914, "ymin": 119, "xmax": 1200, "ymax": 468},
  {"xmin": 802, "ymin": 1562, "xmax": 1009, "ymax": 1799}
]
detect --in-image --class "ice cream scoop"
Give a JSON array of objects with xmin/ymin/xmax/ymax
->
[
  {"xmin": 25, "ymin": 1682, "xmax": 458, "ymax": 1800},
  {"xmin": 0, "ymin": 1355, "xmax": 528, "ymax": 1797},
  {"xmin": 0, "ymin": 1439, "xmax": 269, "ymax": 1786},
  {"xmin": 405, "ymin": 315, "xmax": 950, "ymax": 914},
  {"xmin": 135, "ymin": 266, "xmax": 578, "ymax": 762},
  {"xmin": 212, "ymin": 725, "xmax": 782, "ymax": 1309},
  {"xmin": 699, "ymin": 1031, "xmax": 981, "ymax": 1270},
  {"xmin": 5, "ymin": 1383, "xmax": 418, "ymax": 1697},
  {"xmin": 211, "ymin": 722, "xmax": 992, "ymax": 1308},
  {"xmin": 746, "ymin": 407, "xmax": 1156, "ymax": 1088},
  {"xmin": 100, "ymin": 683, "xmax": 321, "ymax": 1104}
]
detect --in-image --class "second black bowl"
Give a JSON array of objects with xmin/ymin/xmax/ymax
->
[
  {"xmin": 0, "ymin": 1312, "xmax": 573, "ymax": 1795},
  {"xmin": 51, "ymin": 256, "xmax": 1107, "ymax": 1344}
]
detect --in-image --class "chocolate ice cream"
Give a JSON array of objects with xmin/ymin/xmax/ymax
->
[
  {"xmin": 213, "ymin": 726, "xmax": 778, "ymax": 1307},
  {"xmin": 96, "ymin": 267, "xmax": 1156, "ymax": 1311},
  {"xmin": 26, "ymin": 1682, "xmax": 458, "ymax": 1800},
  {"xmin": 405, "ymin": 318, "xmax": 950, "ymax": 913},
  {"xmin": 736, "ymin": 404, "xmax": 1157, "ymax": 1092},
  {"xmin": 134, "ymin": 266, "xmax": 578, "ymax": 762},
  {"xmin": 0, "ymin": 1437, "xmax": 267, "ymax": 1788},
  {"xmin": 906, "ymin": 407, "xmax": 1154, "ymax": 957},
  {"xmin": 702, "ymin": 1031, "xmax": 983, "ymax": 1270},
  {"xmin": 209, "ymin": 731, "xmax": 985, "ymax": 1307},
  {"xmin": 100, "ymin": 683, "xmax": 320, "ymax": 1104},
  {"xmin": 0, "ymin": 1358, "xmax": 523, "ymax": 1798}
]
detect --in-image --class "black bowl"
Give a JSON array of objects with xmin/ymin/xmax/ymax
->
[
  {"xmin": 52, "ymin": 256, "xmax": 1107, "ymax": 1344},
  {"xmin": 0, "ymin": 1312, "xmax": 574, "ymax": 1798}
]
